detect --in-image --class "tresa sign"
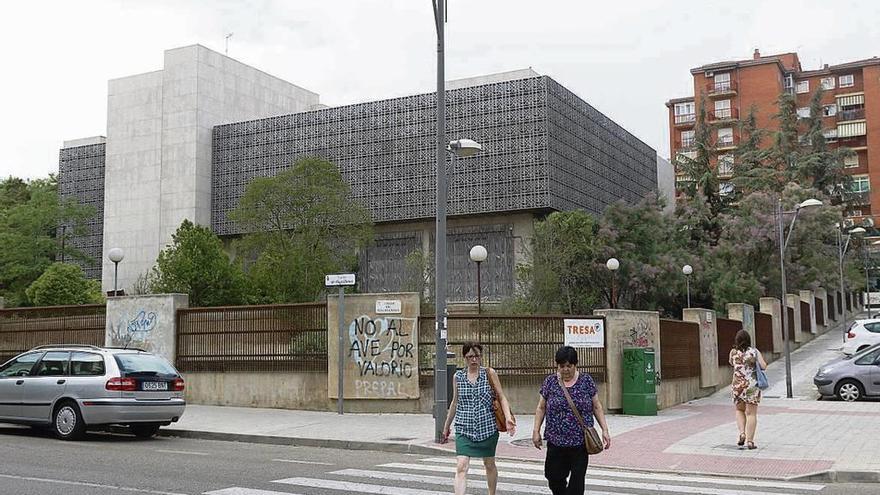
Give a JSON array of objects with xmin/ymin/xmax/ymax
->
[{"xmin": 563, "ymin": 318, "xmax": 605, "ymax": 348}]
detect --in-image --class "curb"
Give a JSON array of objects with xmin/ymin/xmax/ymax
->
[
  {"xmin": 160, "ymin": 429, "xmax": 452, "ymax": 456},
  {"xmin": 790, "ymin": 470, "xmax": 880, "ymax": 483}
]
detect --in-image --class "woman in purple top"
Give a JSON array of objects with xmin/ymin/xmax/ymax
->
[{"xmin": 532, "ymin": 345, "xmax": 611, "ymax": 495}]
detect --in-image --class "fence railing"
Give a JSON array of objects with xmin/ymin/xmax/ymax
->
[
  {"xmin": 786, "ymin": 307, "xmax": 796, "ymax": 340},
  {"xmin": 755, "ymin": 312, "xmax": 773, "ymax": 355},
  {"xmin": 175, "ymin": 303, "xmax": 328, "ymax": 372},
  {"xmin": 716, "ymin": 317, "xmax": 741, "ymax": 366},
  {"xmin": 418, "ymin": 315, "xmax": 606, "ymax": 383},
  {"xmin": 800, "ymin": 302, "xmax": 811, "ymax": 335},
  {"xmin": 827, "ymin": 295, "xmax": 836, "ymax": 321},
  {"xmin": 659, "ymin": 319, "xmax": 700, "ymax": 379},
  {"xmin": 815, "ymin": 298, "xmax": 825, "ymax": 326},
  {"xmin": 0, "ymin": 304, "xmax": 106, "ymax": 364}
]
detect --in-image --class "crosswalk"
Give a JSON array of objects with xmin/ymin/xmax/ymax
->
[{"xmin": 203, "ymin": 456, "xmax": 828, "ymax": 495}]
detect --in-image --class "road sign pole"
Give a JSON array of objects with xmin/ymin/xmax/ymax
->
[{"xmin": 337, "ymin": 286, "xmax": 345, "ymax": 415}]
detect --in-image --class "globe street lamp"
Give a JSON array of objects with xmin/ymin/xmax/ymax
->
[
  {"xmin": 682, "ymin": 264, "xmax": 693, "ymax": 308},
  {"xmin": 469, "ymin": 245, "xmax": 488, "ymax": 313},
  {"xmin": 838, "ymin": 227, "xmax": 865, "ymax": 343},
  {"xmin": 107, "ymin": 248, "xmax": 125, "ymax": 297},
  {"xmin": 606, "ymin": 258, "xmax": 620, "ymax": 309},
  {"xmin": 777, "ymin": 198, "xmax": 822, "ymax": 398}
]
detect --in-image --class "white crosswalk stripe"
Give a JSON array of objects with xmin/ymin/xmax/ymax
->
[{"xmin": 203, "ymin": 455, "xmax": 828, "ymax": 495}]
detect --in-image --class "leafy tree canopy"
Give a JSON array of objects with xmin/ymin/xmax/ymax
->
[{"xmin": 25, "ymin": 263, "xmax": 103, "ymax": 306}]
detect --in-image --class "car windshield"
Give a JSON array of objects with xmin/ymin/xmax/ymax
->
[{"xmin": 114, "ymin": 353, "xmax": 178, "ymax": 376}]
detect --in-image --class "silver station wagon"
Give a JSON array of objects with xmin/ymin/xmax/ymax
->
[{"xmin": 0, "ymin": 345, "xmax": 185, "ymax": 439}]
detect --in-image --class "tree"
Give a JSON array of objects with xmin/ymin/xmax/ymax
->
[
  {"xmin": 797, "ymin": 88, "xmax": 852, "ymax": 199},
  {"xmin": 230, "ymin": 157, "xmax": 374, "ymax": 303},
  {"xmin": 0, "ymin": 176, "xmax": 94, "ymax": 307},
  {"xmin": 25, "ymin": 263, "xmax": 103, "ymax": 306},
  {"xmin": 731, "ymin": 106, "xmax": 775, "ymax": 195},
  {"xmin": 150, "ymin": 220, "xmax": 248, "ymax": 306}
]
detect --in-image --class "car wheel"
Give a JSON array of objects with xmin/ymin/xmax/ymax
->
[
  {"xmin": 53, "ymin": 401, "xmax": 86, "ymax": 440},
  {"xmin": 130, "ymin": 423, "xmax": 161, "ymax": 439},
  {"xmin": 835, "ymin": 379, "xmax": 864, "ymax": 402}
]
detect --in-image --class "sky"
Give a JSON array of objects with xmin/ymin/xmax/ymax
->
[{"xmin": 2, "ymin": 0, "xmax": 879, "ymax": 180}]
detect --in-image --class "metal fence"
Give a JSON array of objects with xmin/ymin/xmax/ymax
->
[
  {"xmin": 175, "ymin": 303, "xmax": 328, "ymax": 372},
  {"xmin": 827, "ymin": 295, "xmax": 836, "ymax": 321},
  {"xmin": 755, "ymin": 312, "xmax": 773, "ymax": 355},
  {"xmin": 786, "ymin": 307, "xmax": 795, "ymax": 340},
  {"xmin": 716, "ymin": 317, "xmax": 741, "ymax": 366},
  {"xmin": 418, "ymin": 315, "xmax": 606, "ymax": 383},
  {"xmin": 800, "ymin": 302, "xmax": 811, "ymax": 335},
  {"xmin": 0, "ymin": 305, "xmax": 106, "ymax": 364},
  {"xmin": 658, "ymin": 319, "xmax": 700, "ymax": 379},
  {"xmin": 815, "ymin": 298, "xmax": 825, "ymax": 326}
]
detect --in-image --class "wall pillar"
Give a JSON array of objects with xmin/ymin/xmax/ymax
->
[
  {"xmin": 759, "ymin": 297, "xmax": 783, "ymax": 354},
  {"xmin": 593, "ymin": 309, "xmax": 660, "ymax": 411},
  {"xmin": 726, "ymin": 303, "xmax": 755, "ymax": 345},
  {"xmin": 785, "ymin": 294, "xmax": 804, "ymax": 344},
  {"xmin": 682, "ymin": 308, "xmax": 719, "ymax": 389},
  {"xmin": 105, "ymin": 293, "xmax": 189, "ymax": 364}
]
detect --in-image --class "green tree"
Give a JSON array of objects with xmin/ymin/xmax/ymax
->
[
  {"xmin": 731, "ymin": 106, "xmax": 775, "ymax": 195},
  {"xmin": 0, "ymin": 176, "xmax": 94, "ymax": 307},
  {"xmin": 25, "ymin": 263, "xmax": 103, "ymax": 306},
  {"xmin": 768, "ymin": 92, "xmax": 800, "ymax": 189},
  {"xmin": 797, "ymin": 88, "xmax": 853, "ymax": 199},
  {"xmin": 230, "ymin": 157, "xmax": 374, "ymax": 303},
  {"xmin": 150, "ymin": 219, "xmax": 248, "ymax": 306}
]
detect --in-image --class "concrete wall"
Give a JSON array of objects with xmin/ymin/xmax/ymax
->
[
  {"xmin": 727, "ymin": 303, "xmax": 755, "ymax": 344},
  {"xmin": 658, "ymin": 377, "xmax": 704, "ymax": 410},
  {"xmin": 593, "ymin": 309, "xmax": 660, "ymax": 411},
  {"xmin": 102, "ymin": 45, "xmax": 320, "ymax": 292},
  {"xmin": 682, "ymin": 308, "xmax": 719, "ymax": 389},
  {"xmin": 105, "ymin": 293, "xmax": 188, "ymax": 363},
  {"xmin": 759, "ymin": 297, "xmax": 783, "ymax": 354},
  {"xmin": 656, "ymin": 155, "xmax": 676, "ymax": 214},
  {"xmin": 799, "ymin": 290, "xmax": 818, "ymax": 335}
]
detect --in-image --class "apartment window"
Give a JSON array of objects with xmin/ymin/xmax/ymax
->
[
  {"xmin": 839, "ymin": 74, "xmax": 855, "ymax": 88},
  {"xmin": 714, "ymin": 72, "xmax": 731, "ymax": 91},
  {"xmin": 717, "ymin": 127, "xmax": 734, "ymax": 146},
  {"xmin": 844, "ymin": 154, "xmax": 859, "ymax": 169},
  {"xmin": 822, "ymin": 104, "xmax": 837, "ymax": 117},
  {"xmin": 820, "ymin": 77, "xmax": 835, "ymax": 90},
  {"xmin": 680, "ymin": 130, "xmax": 695, "ymax": 148},
  {"xmin": 796, "ymin": 80, "xmax": 810, "ymax": 94},
  {"xmin": 674, "ymin": 102, "xmax": 696, "ymax": 123},
  {"xmin": 823, "ymin": 129, "xmax": 838, "ymax": 142},
  {"xmin": 851, "ymin": 175, "xmax": 870, "ymax": 193},
  {"xmin": 851, "ymin": 209, "xmax": 864, "ymax": 217},
  {"xmin": 797, "ymin": 107, "xmax": 811, "ymax": 118},
  {"xmin": 717, "ymin": 154, "xmax": 734, "ymax": 176},
  {"xmin": 714, "ymin": 99, "xmax": 731, "ymax": 119},
  {"xmin": 783, "ymin": 73, "xmax": 794, "ymax": 91}
]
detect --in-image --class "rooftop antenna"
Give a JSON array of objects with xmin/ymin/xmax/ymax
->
[{"xmin": 225, "ymin": 32, "xmax": 233, "ymax": 56}]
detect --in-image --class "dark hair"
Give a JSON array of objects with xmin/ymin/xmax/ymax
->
[
  {"xmin": 462, "ymin": 342, "xmax": 483, "ymax": 356},
  {"xmin": 555, "ymin": 345, "xmax": 579, "ymax": 365},
  {"xmin": 734, "ymin": 329, "xmax": 751, "ymax": 352}
]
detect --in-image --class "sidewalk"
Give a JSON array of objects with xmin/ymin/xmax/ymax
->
[{"xmin": 166, "ymin": 314, "xmax": 880, "ymax": 482}]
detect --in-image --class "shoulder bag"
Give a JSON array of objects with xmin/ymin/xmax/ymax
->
[
  {"xmin": 488, "ymin": 368, "xmax": 515, "ymax": 432},
  {"xmin": 557, "ymin": 374, "xmax": 603, "ymax": 455},
  {"xmin": 754, "ymin": 350, "xmax": 769, "ymax": 390}
]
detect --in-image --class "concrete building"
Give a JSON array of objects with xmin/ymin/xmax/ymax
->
[
  {"xmin": 61, "ymin": 44, "xmax": 661, "ymax": 301},
  {"xmin": 666, "ymin": 49, "xmax": 880, "ymax": 231}
]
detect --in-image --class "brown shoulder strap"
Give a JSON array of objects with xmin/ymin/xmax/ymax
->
[
  {"xmin": 557, "ymin": 374, "xmax": 587, "ymax": 430},
  {"xmin": 487, "ymin": 367, "xmax": 500, "ymax": 397}
]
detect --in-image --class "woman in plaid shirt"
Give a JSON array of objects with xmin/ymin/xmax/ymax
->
[{"xmin": 442, "ymin": 342, "xmax": 516, "ymax": 495}]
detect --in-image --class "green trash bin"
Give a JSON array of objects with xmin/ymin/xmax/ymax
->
[{"xmin": 622, "ymin": 347, "xmax": 657, "ymax": 416}]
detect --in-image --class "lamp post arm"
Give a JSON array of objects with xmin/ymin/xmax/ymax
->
[{"xmin": 782, "ymin": 207, "xmax": 801, "ymax": 253}]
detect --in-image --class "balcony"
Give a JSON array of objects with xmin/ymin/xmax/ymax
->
[
  {"xmin": 708, "ymin": 107, "xmax": 739, "ymax": 123},
  {"xmin": 674, "ymin": 113, "xmax": 696, "ymax": 127},
  {"xmin": 705, "ymin": 81, "xmax": 737, "ymax": 97},
  {"xmin": 716, "ymin": 134, "xmax": 737, "ymax": 150},
  {"xmin": 839, "ymin": 135, "xmax": 868, "ymax": 149},
  {"xmin": 847, "ymin": 191, "xmax": 871, "ymax": 205},
  {"xmin": 674, "ymin": 138, "xmax": 696, "ymax": 151},
  {"xmin": 839, "ymin": 108, "xmax": 866, "ymax": 122}
]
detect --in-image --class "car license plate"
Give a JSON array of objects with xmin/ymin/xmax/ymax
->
[{"xmin": 143, "ymin": 381, "xmax": 168, "ymax": 391}]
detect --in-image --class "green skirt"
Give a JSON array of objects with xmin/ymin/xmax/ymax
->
[{"xmin": 455, "ymin": 431, "xmax": 499, "ymax": 458}]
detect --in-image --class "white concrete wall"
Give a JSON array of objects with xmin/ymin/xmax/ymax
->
[
  {"xmin": 656, "ymin": 155, "xmax": 675, "ymax": 214},
  {"xmin": 105, "ymin": 293, "xmax": 189, "ymax": 363},
  {"xmin": 102, "ymin": 45, "xmax": 320, "ymax": 292}
]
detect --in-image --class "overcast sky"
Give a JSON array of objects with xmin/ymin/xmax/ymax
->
[{"xmin": 2, "ymin": 0, "xmax": 879, "ymax": 180}]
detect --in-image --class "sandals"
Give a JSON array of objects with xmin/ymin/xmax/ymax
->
[
  {"xmin": 737, "ymin": 433, "xmax": 745, "ymax": 446},
  {"xmin": 747, "ymin": 441, "xmax": 757, "ymax": 450}
]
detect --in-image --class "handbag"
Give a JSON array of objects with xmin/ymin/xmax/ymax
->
[
  {"xmin": 755, "ymin": 351, "xmax": 769, "ymax": 390},
  {"xmin": 558, "ymin": 375, "xmax": 603, "ymax": 455},
  {"xmin": 489, "ymin": 369, "xmax": 515, "ymax": 432}
]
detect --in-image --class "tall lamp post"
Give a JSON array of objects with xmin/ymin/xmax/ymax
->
[
  {"xmin": 606, "ymin": 258, "xmax": 620, "ymax": 309},
  {"xmin": 682, "ymin": 264, "xmax": 693, "ymax": 308},
  {"xmin": 777, "ymin": 198, "xmax": 822, "ymax": 399},
  {"xmin": 108, "ymin": 248, "xmax": 124, "ymax": 297},
  {"xmin": 838, "ymin": 227, "xmax": 865, "ymax": 343},
  {"xmin": 864, "ymin": 239, "xmax": 877, "ymax": 317},
  {"xmin": 469, "ymin": 245, "xmax": 487, "ymax": 313}
]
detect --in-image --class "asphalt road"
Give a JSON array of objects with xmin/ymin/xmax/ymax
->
[{"xmin": 0, "ymin": 424, "xmax": 876, "ymax": 495}]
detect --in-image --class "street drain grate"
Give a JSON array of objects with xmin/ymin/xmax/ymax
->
[{"xmin": 386, "ymin": 437, "xmax": 416, "ymax": 441}]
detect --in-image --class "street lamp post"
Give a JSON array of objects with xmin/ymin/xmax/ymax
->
[
  {"xmin": 606, "ymin": 258, "xmax": 620, "ymax": 309},
  {"xmin": 107, "ymin": 248, "xmax": 125, "ymax": 297},
  {"xmin": 682, "ymin": 264, "xmax": 693, "ymax": 308},
  {"xmin": 469, "ymin": 245, "xmax": 488, "ymax": 313},
  {"xmin": 838, "ymin": 227, "xmax": 865, "ymax": 343},
  {"xmin": 776, "ymin": 198, "xmax": 822, "ymax": 399},
  {"xmin": 863, "ymin": 239, "xmax": 874, "ymax": 317}
]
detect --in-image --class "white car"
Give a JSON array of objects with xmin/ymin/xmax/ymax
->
[{"xmin": 843, "ymin": 319, "xmax": 880, "ymax": 355}]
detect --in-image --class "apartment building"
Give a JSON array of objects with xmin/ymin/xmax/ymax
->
[{"xmin": 666, "ymin": 49, "xmax": 880, "ymax": 229}]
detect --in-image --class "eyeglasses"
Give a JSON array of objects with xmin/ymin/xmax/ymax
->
[{"xmin": 464, "ymin": 354, "xmax": 482, "ymax": 360}]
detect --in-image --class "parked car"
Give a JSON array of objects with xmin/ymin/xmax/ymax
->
[
  {"xmin": 0, "ymin": 344, "xmax": 185, "ymax": 440},
  {"xmin": 843, "ymin": 319, "xmax": 880, "ymax": 355},
  {"xmin": 814, "ymin": 343, "xmax": 880, "ymax": 401}
]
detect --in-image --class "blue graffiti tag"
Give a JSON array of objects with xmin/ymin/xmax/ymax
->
[{"xmin": 126, "ymin": 310, "xmax": 157, "ymax": 334}]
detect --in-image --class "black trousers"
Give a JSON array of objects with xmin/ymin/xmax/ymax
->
[{"xmin": 544, "ymin": 442, "xmax": 589, "ymax": 495}]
